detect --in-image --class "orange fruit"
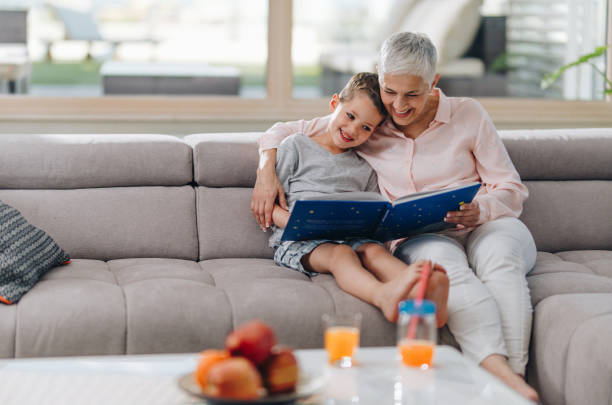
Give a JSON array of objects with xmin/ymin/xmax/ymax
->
[{"xmin": 195, "ymin": 349, "xmax": 231, "ymax": 390}]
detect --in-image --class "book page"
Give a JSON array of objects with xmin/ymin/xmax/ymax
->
[
  {"xmin": 392, "ymin": 182, "xmax": 481, "ymax": 205},
  {"xmin": 301, "ymin": 191, "xmax": 387, "ymax": 202}
]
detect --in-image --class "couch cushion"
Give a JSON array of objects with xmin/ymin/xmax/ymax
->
[
  {"xmin": 185, "ymin": 129, "xmax": 612, "ymax": 188},
  {"xmin": 0, "ymin": 187, "xmax": 198, "ymax": 261},
  {"xmin": 197, "ymin": 187, "xmax": 272, "ymax": 260},
  {"xmin": 520, "ymin": 181, "xmax": 612, "ymax": 252},
  {"xmin": 0, "ymin": 201, "xmax": 71, "ymax": 304},
  {"xmin": 527, "ymin": 251, "xmax": 612, "ymax": 306},
  {"xmin": 0, "ymin": 304, "xmax": 16, "ymax": 357},
  {"xmin": 5, "ymin": 257, "xmax": 396, "ymax": 357},
  {"xmin": 0, "ymin": 134, "xmax": 193, "ymax": 189},
  {"xmin": 14, "ymin": 259, "xmax": 126, "ymax": 357},
  {"xmin": 185, "ymin": 133, "xmax": 260, "ymax": 187},
  {"xmin": 108, "ymin": 258, "xmax": 233, "ymax": 354},
  {"xmin": 10, "ymin": 258, "xmax": 232, "ymax": 357},
  {"xmin": 527, "ymin": 293, "xmax": 612, "ymax": 405},
  {"xmin": 199, "ymin": 258, "xmax": 395, "ymax": 348},
  {"xmin": 501, "ymin": 128, "xmax": 612, "ymax": 180}
]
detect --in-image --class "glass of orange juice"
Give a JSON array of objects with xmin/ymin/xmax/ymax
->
[
  {"xmin": 322, "ymin": 313, "xmax": 361, "ymax": 368},
  {"xmin": 397, "ymin": 299, "xmax": 437, "ymax": 369}
]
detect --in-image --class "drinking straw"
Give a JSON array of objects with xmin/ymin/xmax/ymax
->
[{"xmin": 406, "ymin": 261, "xmax": 432, "ymax": 340}]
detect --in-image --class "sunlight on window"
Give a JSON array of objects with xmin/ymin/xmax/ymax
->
[
  {"xmin": 291, "ymin": 0, "xmax": 609, "ymax": 100},
  {"xmin": 0, "ymin": 0, "xmax": 268, "ymax": 97}
]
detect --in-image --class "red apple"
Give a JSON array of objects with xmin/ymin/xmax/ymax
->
[
  {"xmin": 225, "ymin": 320, "xmax": 277, "ymax": 366},
  {"xmin": 205, "ymin": 357, "xmax": 263, "ymax": 400},
  {"xmin": 262, "ymin": 346, "xmax": 299, "ymax": 394}
]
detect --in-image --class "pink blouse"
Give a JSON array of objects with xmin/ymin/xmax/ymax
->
[{"xmin": 259, "ymin": 90, "xmax": 528, "ymax": 234}]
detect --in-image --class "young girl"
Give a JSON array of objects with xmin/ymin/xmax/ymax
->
[{"xmin": 265, "ymin": 72, "xmax": 448, "ymax": 324}]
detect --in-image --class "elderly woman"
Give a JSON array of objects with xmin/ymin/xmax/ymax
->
[{"xmin": 251, "ymin": 32, "xmax": 538, "ymax": 401}]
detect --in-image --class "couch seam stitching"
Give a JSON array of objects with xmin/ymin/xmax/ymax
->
[
  {"xmin": 219, "ymin": 286, "xmax": 234, "ymax": 331},
  {"xmin": 314, "ymin": 278, "xmax": 339, "ymax": 315},
  {"xmin": 107, "ymin": 261, "xmax": 128, "ymax": 355},
  {"xmin": 194, "ymin": 185, "xmax": 201, "ymax": 262}
]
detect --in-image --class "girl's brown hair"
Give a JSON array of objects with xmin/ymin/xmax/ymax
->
[{"xmin": 338, "ymin": 72, "xmax": 387, "ymax": 119}]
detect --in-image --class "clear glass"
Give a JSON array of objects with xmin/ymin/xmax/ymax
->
[
  {"xmin": 2, "ymin": 0, "xmax": 267, "ymax": 97},
  {"xmin": 397, "ymin": 300, "xmax": 437, "ymax": 369},
  {"xmin": 291, "ymin": 0, "xmax": 609, "ymax": 100},
  {"xmin": 323, "ymin": 313, "xmax": 361, "ymax": 368}
]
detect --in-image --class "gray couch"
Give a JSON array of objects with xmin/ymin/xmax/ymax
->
[{"xmin": 0, "ymin": 129, "xmax": 611, "ymax": 405}]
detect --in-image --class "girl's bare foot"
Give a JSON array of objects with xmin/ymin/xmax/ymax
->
[
  {"xmin": 374, "ymin": 269, "xmax": 421, "ymax": 322},
  {"xmin": 481, "ymin": 354, "xmax": 539, "ymax": 403},
  {"xmin": 402, "ymin": 260, "xmax": 450, "ymax": 327},
  {"xmin": 426, "ymin": 267, "xmax": 449, "ymax": 327}
]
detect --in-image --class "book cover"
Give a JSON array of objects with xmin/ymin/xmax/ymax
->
[
  {"xmin": 280, "ymin": 182, "xmax": 481, "ymax": 242},
  {"xmin": 374, "ymin": 182, "xmax": 481, "ymax": 241}
]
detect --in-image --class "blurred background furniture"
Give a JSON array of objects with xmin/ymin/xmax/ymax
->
[
  {"xmin": 100, "ymin": 61, "xmax": 241, "ymax": 95},
  {"xmin": 0, "ymin": 9, "xmax": 30, "ymax": 94},
  {"xmin": 319, "ymin": 0, "xmax": 508, "ymax": 97},
  {"xmin": 48, "ymin": 5, "xmax": 103, "ymax": 61}
]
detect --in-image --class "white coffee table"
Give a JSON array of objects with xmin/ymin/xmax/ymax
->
[
  {"xmin": 0, "ymin": 346, "xmax": 531, "ymax": 404},
  {"xmin": 305, "ymin": 346, "xmax": 533, "ymax": 404}
]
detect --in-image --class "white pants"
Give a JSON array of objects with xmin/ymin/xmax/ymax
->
[{"xmin": 394, "ymin": 217, "xmax": 537, "ymax": 374}]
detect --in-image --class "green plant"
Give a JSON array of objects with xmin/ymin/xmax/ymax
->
[{"xmin": 540, "ymin": 45, "xmax": 611, "ymax": 94}]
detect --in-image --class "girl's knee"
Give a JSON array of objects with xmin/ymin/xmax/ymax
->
[
  {"xmin": 330, "ymin": 243, "xmax": 356, "ymax": 261},
  {"xmin": 357, "ymin": 242, "xmax": 387, "ymax": 259}
]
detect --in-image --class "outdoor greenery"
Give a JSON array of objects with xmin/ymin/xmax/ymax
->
[
  {"xmin": 541, "ymin": 45, "xmax": 612, "ymax": 95},
  {"xmin": 30, "ymin": 61, "xmax": 322, "ymax": 90},
  {"xmin": 31, "ymin": 61, "xmax": 102, "ymax": 85}
]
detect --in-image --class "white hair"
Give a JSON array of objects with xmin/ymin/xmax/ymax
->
[{"xmin": 377, "ymin": 32, "xmax": 438, "ymax": 85}]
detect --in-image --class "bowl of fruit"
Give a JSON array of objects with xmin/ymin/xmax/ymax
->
[{"xmin": 178, "ymin": 320, "xmax": 324, "ymax": 404}]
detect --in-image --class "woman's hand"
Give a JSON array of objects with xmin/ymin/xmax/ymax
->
[
  {"xmin": 251, "ymin": 149, "xmax": 287, "ymax": 231},
  {"xmin": 444, "ymin": 201, "xmax": 480, "ymax": 229}
]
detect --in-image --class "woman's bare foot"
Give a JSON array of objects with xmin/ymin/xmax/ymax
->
[
  {"xmin": 373, "ymin": 269, "xmax": 422, "ymax": 322},
  {"xmin": 481, "ymin": 354, "xmax": 539, "ymax": 403}
]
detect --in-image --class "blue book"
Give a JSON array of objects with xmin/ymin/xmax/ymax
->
[{"xmin": 280, "ymin": 182, "xmax": 481, "ymax": 242}]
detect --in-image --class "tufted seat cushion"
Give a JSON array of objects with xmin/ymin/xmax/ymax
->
[
  {"xmin": 0, "ymin": 258, "xmax": 394, "ymax": 358},
  {"xmin": 528, "ymin": 251, "xmax": 612, "ymax": 306},
  {"xmin": 526, "ymin": 251, "xmax": 612, "ymax": 404}
]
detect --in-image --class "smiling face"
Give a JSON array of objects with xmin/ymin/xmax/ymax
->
[
  {"xmin": 380, "ymin": 73, "xmax": 439, "ymax": 129},
  {"xmin": 326, "ymin": 93, "xmax": 385, "ymax": 153}
]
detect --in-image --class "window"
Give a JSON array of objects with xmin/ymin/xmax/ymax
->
[
  {"xmin": 2, "ymin": 0, "xmax": 268, "ymax": 97},
  {"xmin": 0, "ymin": 0, "xmax": 611, "ymax": 133},
  {"xmin": 291, "ymin": 0, "xmax": 610, "ymax": 100},
  {"xmin": 292, "ymin": 0, "xmax": 394, "ymax": 98},
  {"xmin": 506, "ymin": 0, "xmax": 608, "ymax": 99}
]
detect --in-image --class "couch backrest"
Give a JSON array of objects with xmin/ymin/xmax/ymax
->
[
  {"xmin": 0, "ymin": 134, "xmax": 198, "ymax": 260},
  {"xmin": 3, "ymin": 129, "xmax": 610, "ymax": 260},
  {"xmin": 185, "ymin": 133, "xmax": 271, "ymax": 260},
  {"xmin": 502, "ymin": 128, "xmax": 612, "ymax": 252},
  {"xmin": 187, "ymin": 128, "xmax": 612, "ymax": 256}
]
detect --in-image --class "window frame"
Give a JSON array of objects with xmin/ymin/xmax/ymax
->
[{"xmin": 0, "ymin": 0, "xmax": 611, "ymax": 131}]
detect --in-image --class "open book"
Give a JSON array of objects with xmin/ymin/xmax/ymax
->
[{"xmin": 280, "ymin": 182, "xmax": 481, "ymax": 242}]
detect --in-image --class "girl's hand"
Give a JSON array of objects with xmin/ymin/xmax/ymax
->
[
  {"xmin": 444, "ymin": 201, "xmax": 480, "ymax": 229},
  {"xmin": 251, "ymin": 150, "xmax": 287, "ymax": 231}
]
